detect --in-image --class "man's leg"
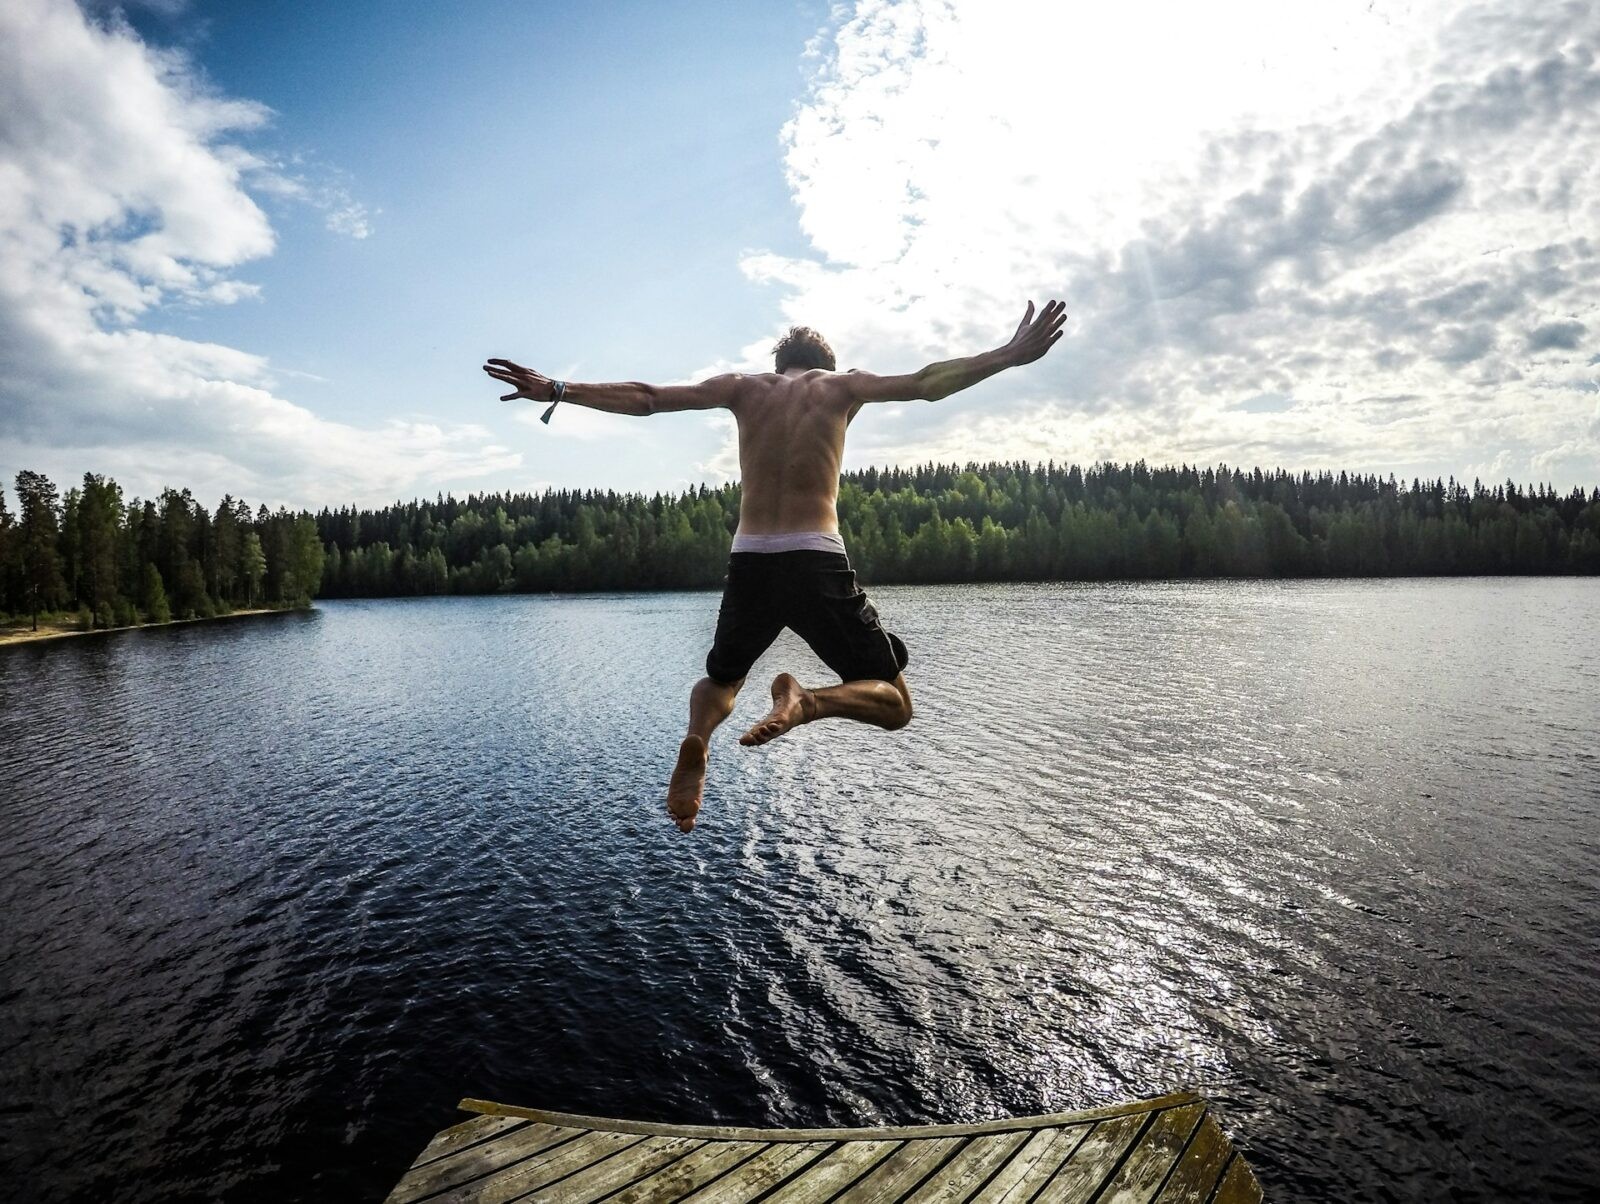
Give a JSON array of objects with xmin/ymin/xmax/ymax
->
[
  {"xmin": 740, "ymin": 672, "xmax": 911, "ymax": 746},
  {"xmin": 667, "ymin": 675, "xmax": 744, "ymax": 832}
]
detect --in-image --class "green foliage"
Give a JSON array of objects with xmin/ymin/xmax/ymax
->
[
  {"xmin": 2, "ymin": 463, "xmax": 1595, "ymax": 629},
  {"xmin": 240, "ymin": 532, "xmax": 267, "ymax": 606},
  {"xmin": 0, "ymin": 470, "xmax": 325, "ymax": 628},
  {"xmin": 14, "ymin": 470, "xmax": 66, "ymax": 628},
  {"xmin": 309, "ymin": 462, "xmax": 1600, "ymax": 596},
  {"xmin": 140, "ymin": 563, "xmax": 171, "ymax": 624}
]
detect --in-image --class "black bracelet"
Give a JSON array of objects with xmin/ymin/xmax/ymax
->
[{"xmin": 541, "ymin": 380, "xmax": 567, "ymax": 425}]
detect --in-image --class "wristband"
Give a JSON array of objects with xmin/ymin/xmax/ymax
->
[{"xmin": 540, "ymin": 380, "xmax": 567, "ymax": 425}]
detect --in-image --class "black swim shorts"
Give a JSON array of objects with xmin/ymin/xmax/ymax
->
[{"xmin": 705, "ymin": 551, "xmax": 910, "ymax": 685}]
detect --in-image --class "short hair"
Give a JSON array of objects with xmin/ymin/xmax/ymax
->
[{"xmin": 773, "ymin": 326, "xmax": 836, "ymax": 373}]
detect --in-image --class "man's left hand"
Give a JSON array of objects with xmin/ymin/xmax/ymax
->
[{"xmin": 484, "ymin": 358, "xmax": 554, "ymax": 402}]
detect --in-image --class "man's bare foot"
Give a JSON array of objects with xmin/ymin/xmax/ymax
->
[
  {"xmin": 739, "ymin": 672, "xmax": 815, "ymax": 747},
  {"xmin": 667, "ymin": 736, "xmax": 707, "ymax": 832}
]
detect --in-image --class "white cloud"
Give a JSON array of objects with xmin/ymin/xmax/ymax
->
[
  {"xmin": 247, "ymin": 155, "xmax": 378, "ymax": 240},
  {"xmin": 0, "ymin": 0, "xmax": 504, "ymax": 507},
  {"xmin": 695, "ymin": 411, "xmax": 741, "ymax": 483},
  {"xmin": 746, "ymin": 0, "xmax": 1600, "ymax": 487}
]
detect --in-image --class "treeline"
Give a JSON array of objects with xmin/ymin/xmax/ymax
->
[
  {"xmin": 315, "ymin": 462, "xmax": 1600, "ymax": 596},
  {"xmin": 0, "ymin": 470, "xmax": 323, "ymax": 631},
  {"xmin": 7, "ymin": 462, "xmax": 1595, "ymax": 629}
]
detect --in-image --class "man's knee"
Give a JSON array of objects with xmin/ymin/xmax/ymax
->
[
  {"xmin": 883, "ymin": 688, "xmax": 913, "ymax": 730},
  {"xmin": 695, "ymin": 675, "xmax": 743, "ymax": 708}
]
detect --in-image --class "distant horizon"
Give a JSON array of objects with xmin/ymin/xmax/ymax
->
[{"xmin": 6, "ymin": 456, "xmax": 1597, "ymax": 520}]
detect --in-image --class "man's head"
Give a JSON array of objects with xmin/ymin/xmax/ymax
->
[{"xmin": 773, "ymin": 326, "xmax": 836, "ymax": 373}]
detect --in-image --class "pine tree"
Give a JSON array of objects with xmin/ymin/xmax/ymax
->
[
  {"xmin": 240, "ymin": 532, "xmax": 266, "ymax": 607},
  {"xmin": 15, "ymin": 471, "xmax": 66, "ymax": 631},
  {"xmin": 78, "ymin": 474, "xmax": 124, "ymax": 626},
  {"xmin": 212, "ymin": 496, "xmax": 240, "ymax": 605},
  {"xmin": 0, "ymin": 486, "xmax": 14, "ymax": 615},
  {"xmin": 140, "ymin": 563, "xmax": 171, "ymax": 624}
]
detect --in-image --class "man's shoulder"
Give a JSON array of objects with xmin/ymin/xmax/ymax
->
[{"xmin": 728, "ymin": 369, "xmax": 850, "ymax": 394}]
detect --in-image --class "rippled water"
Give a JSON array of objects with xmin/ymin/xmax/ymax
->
[{"xmin": 2, "ymin": 580, "xmax": 1597, "ymax": 1202}]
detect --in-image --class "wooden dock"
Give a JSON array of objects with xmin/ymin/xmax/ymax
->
[{"xmin": 384, "ymin": 1091, "xmax": 1263, "ymax": 1203}]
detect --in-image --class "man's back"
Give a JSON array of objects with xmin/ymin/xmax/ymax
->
[
  {"xmin": 485, "ymin": 303, "xmax": 1066, "ymax": 544},
  {"xmin": 729, "ymin": 370, "xmax": 855, "ymax": 536}
]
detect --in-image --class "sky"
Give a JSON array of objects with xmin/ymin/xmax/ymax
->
[{"xmin": 1, "ymin": 0, "xmax": 1597, "ymax": 511}]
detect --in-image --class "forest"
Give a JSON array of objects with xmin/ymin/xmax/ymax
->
[
  {"xmin": 1, "ymin": 470, "xmax": 324, "ymax": 631},
  {"xmin": 314, "ymin": 461, "xmax": 1600, "ymax": 596},
  {"xmin": 4, "ymin": 462, "xmax": 1598, "ymax": 631}
]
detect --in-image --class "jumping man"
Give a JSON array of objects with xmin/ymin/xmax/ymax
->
[{"xmin": 484, "ymin": 299, "xmax": 1068, "ymax": 832}]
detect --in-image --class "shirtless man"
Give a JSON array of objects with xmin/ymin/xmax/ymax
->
[{"xmin": 484, "ymin": 298, "xmax": 1068, "ymax": 832}]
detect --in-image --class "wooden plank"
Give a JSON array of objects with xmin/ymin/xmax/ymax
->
[
  {"xmin": 428, "ymin": 1130, "xmax": 643, "ymax": 1204},
  {"xmin": 905, "ymin": 1131, "xmax": 1030, "ymax": 1203},
  {"xmin": 409, "ymin": 1114, "xmax": 528, "ymax": 1170},
  {"xmin": 385, "ymin": 1123, "xmax": 580, "ymax": 1203},
  {"xmin": 601, "ymin": 1140, "xmax": 768, "ymax": 1204},
  {"xmin": 1096, "ymin": 1102, "xmax": 1205, "ymax": 1204},
  {"xmin": 456, "ymin": 1094, "xmax": 1202, "ymax": 1143},
  {"xmin": 677, "ymin": 1142, "xmax": 832, "ymax": 1204},
  {"xmin": 1208, "ymin": 1155, "xmax": 1263, "ymax": 1204},
  {"xmin": 761, "ymin": 1139, "xmax": 900, "ymax": 1203},
  {"xmin": 387, "ymin": 1095, "xmax": 1265, "ymax": 1204},
  {"xmin": 975, "ymin": 1126, "xmax": 1091, "ymax": 1202},
  {"xmin": 522, "ymin": 1135, "xmax": 703, "ymax": 1203},
  {"xmin": 1034, "ymin": 1113, "xmax": 1149, "ymax": 1203},
  {"xmin": 833, "ymin": 1137, "xmax": 965, "ymax": 1202},
  {"xmin": 1153, "ymin": 1114, "xmax": 1232, "ymax": 1204}
]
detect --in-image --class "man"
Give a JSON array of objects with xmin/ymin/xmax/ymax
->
[{"xmin": 484, "ymin": 298, "xmax": 1068, "ymax": 832}]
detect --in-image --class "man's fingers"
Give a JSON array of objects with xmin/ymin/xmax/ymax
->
[
  {"xmin": 1009, "ymin": 300, "xmax": 1068, "ymax": 359},
  {"xmin": 1014, "ymin": 300, "xmax": 1035, "ymax": 338},
  {"xmin": 1023, "ymin": 298, "xmax": 1065, "ymax": 336},
  {"xmin": 500, "ymin": 391, "xmax": 519, "ymax": 401}
]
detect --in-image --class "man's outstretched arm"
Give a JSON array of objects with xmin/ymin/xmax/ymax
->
[
  {"xmin": 483, "ymin": 359, "xmax": 741, "ymax": 415},
  {"xmin": 845, "ymin": 299, "xmax": 1068, "ymax": 404}
]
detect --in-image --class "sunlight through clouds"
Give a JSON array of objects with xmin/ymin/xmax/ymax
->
[{"xmin": 748, "ymin": 0, "xmax": 1600, "ymax": 486}]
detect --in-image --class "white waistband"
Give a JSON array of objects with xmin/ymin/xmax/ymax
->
[{"xmin": 730, "ymin": 530, "xmax": 847, "ymax": 554}]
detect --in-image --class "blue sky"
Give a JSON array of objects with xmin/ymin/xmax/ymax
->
[
  {"xmin": 117, "ymin": 0, "xmax": 825, "ymax": 498},
  {"xmin": 126, "ymin": 1, "xmax": 818, "ymax": 420},
  {"xmin": 2, "ymin": 0, "xmax": 1597, "ymax": 509}
]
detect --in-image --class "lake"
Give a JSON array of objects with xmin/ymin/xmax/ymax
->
[{"xmin": 2, "ymin": 580, "xmax": 1597, "ymax": 1202}]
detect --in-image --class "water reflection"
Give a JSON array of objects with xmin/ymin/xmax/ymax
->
[{"xmin": 1, "ymin": 581, "xmax": 1597, "ymax": 1202}]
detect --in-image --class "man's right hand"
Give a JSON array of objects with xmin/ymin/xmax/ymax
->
[{"xmin": 1001, "ymin": 299, "xmax": 1069, "ymax": 365}]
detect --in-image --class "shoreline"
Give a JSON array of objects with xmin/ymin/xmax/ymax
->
[{"xmin": 0, "ymin": 606, "xmax": 300, "ymax": 648}]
